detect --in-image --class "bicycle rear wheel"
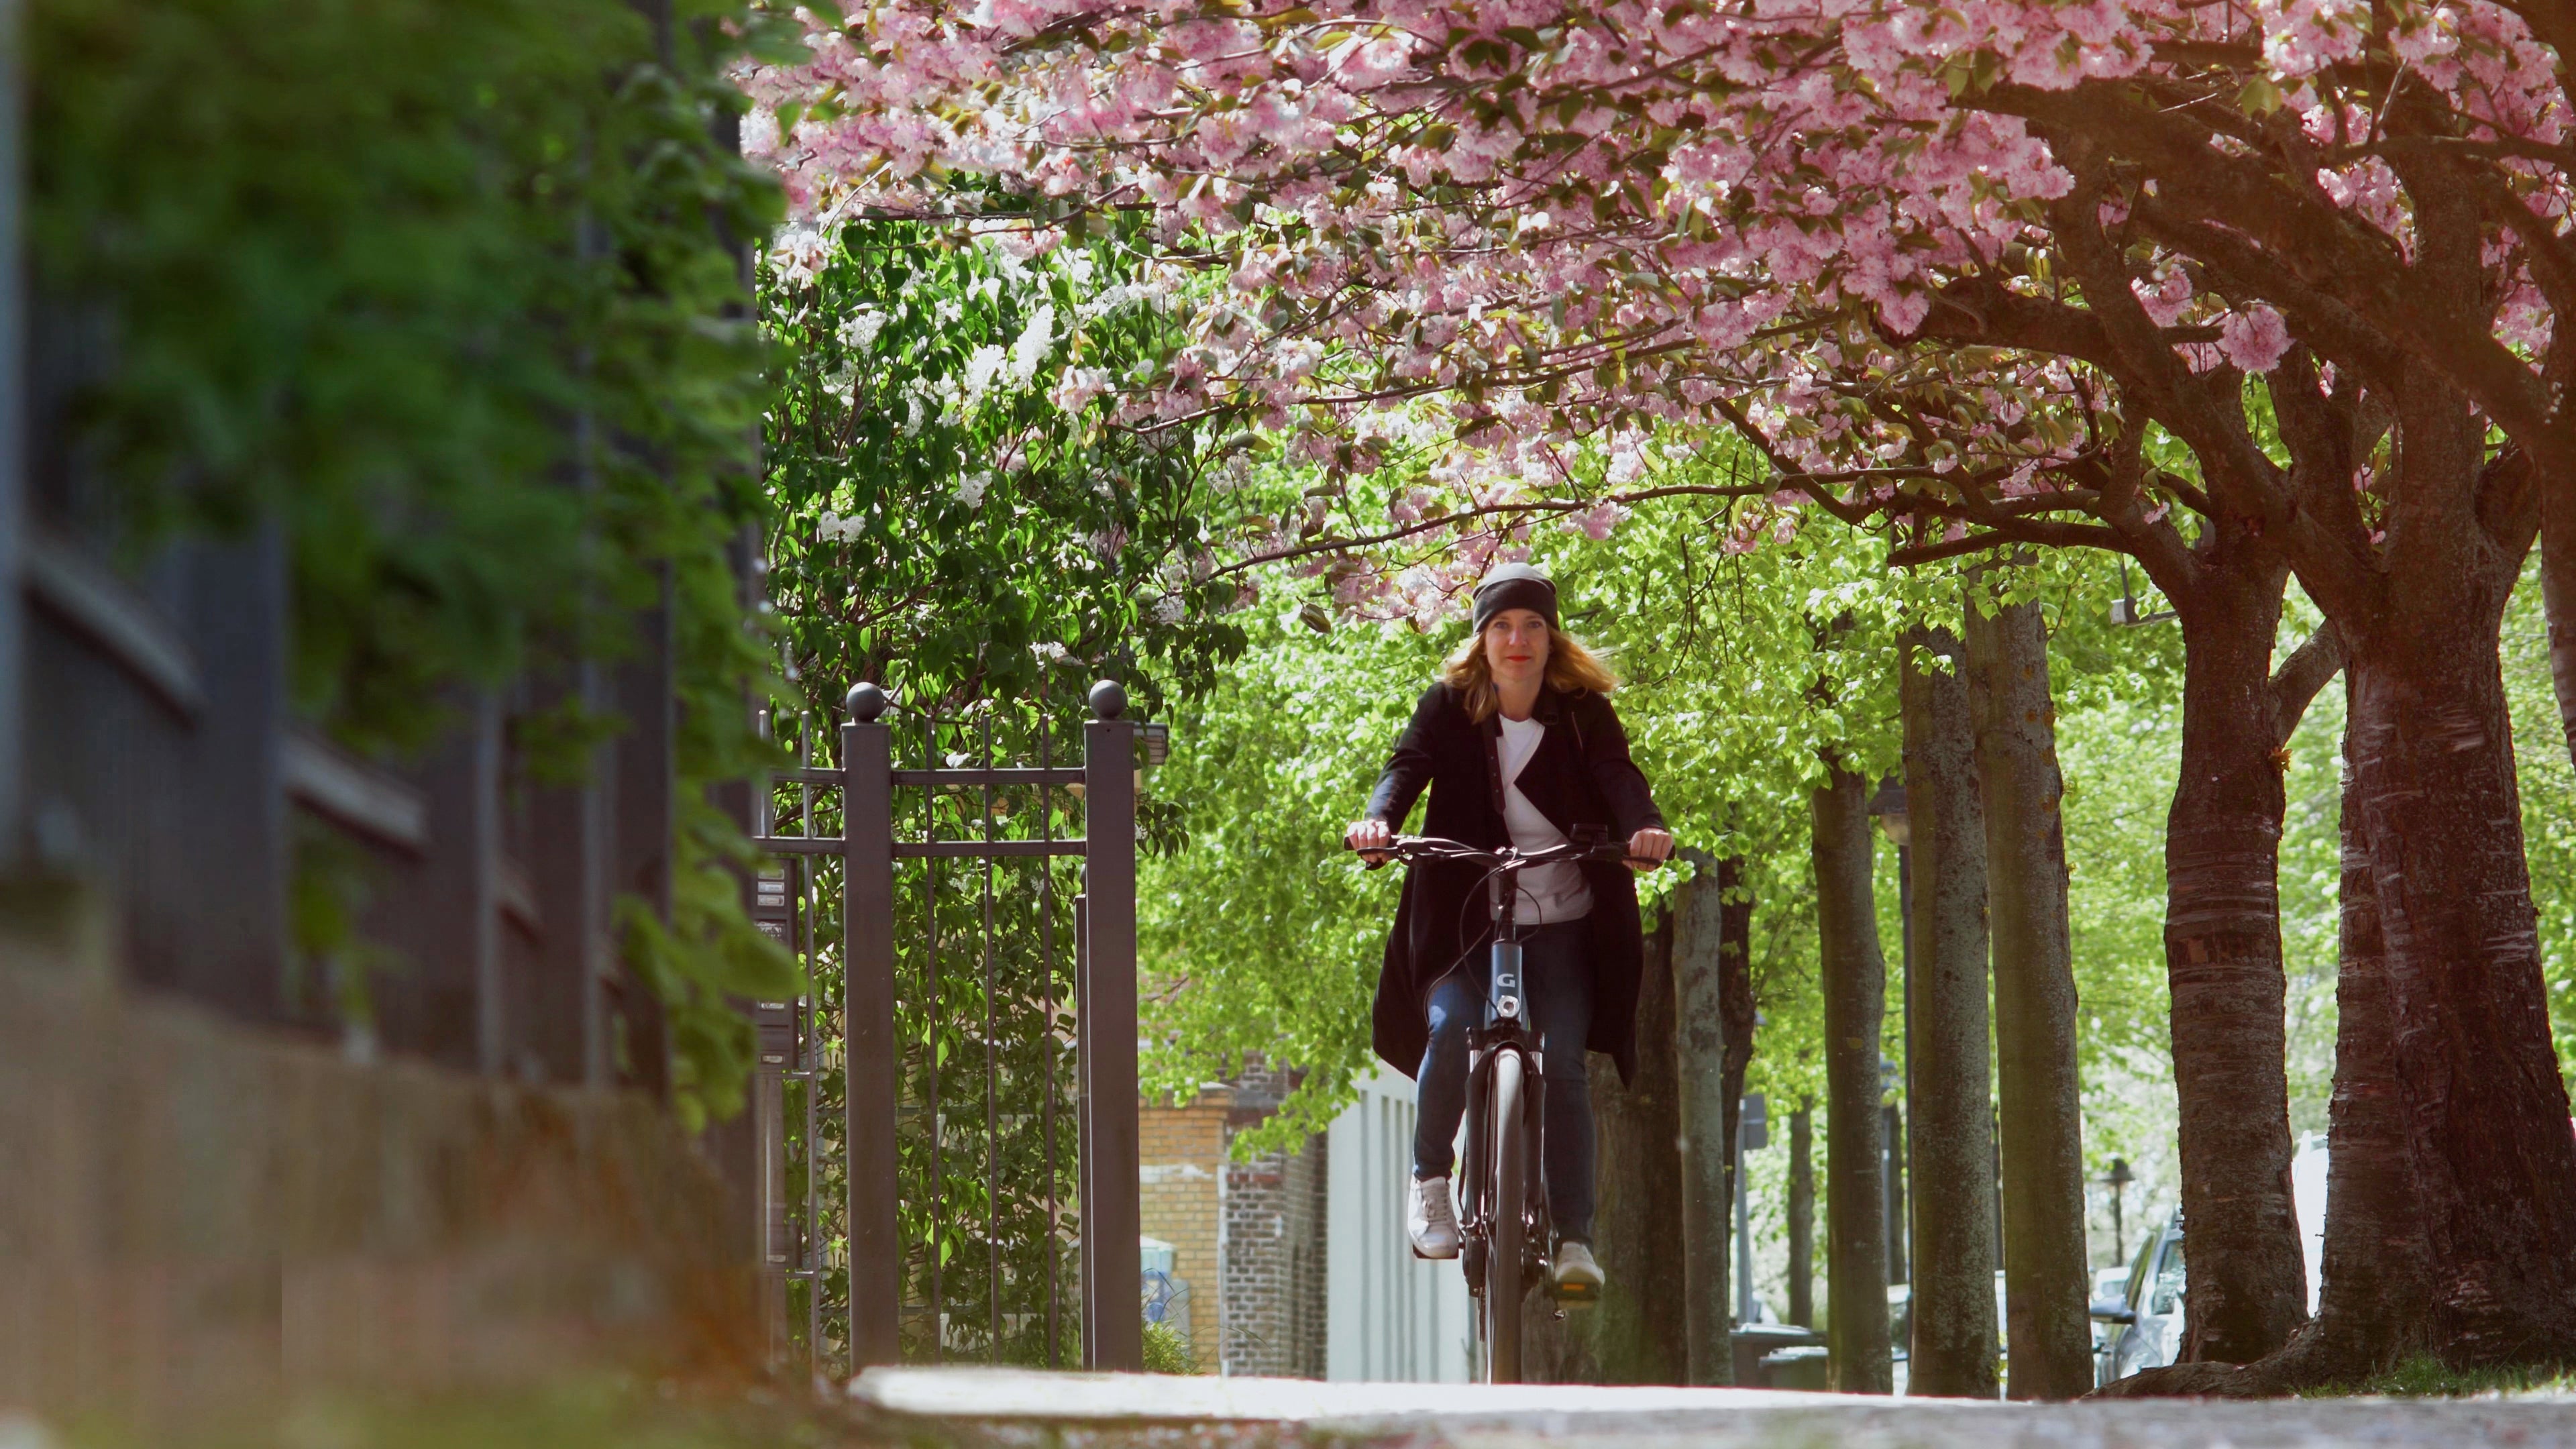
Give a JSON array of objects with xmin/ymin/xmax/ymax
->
[{"xmin": 1481, "ymin": 1049, "xmax": 1527, "ymax": 1384}]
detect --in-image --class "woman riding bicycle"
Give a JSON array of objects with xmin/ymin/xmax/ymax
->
[{"xmin": 1344, "ymin": 562, "xmax": 1672, "ymax": 1297}]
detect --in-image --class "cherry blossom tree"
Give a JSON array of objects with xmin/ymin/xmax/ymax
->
[{"xmin": 743, "ymin": 0, "xmax": 2576, "ymax": 1379}]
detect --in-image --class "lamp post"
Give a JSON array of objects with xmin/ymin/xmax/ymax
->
[
  {"xmin": 1867, "ymin": 780, "xmax": 1911, "ymax": 1289},
  {"xmin": 2102, "ymin": 1157, "xmax": 2136, "ymax": 1266},
  {"xmin": 1867, "ymin": 782, "xmax": 1912, "ymax": 1094},
  {"xmin": 1737, "ymin": 1091, "xmax": 1768, "ymax": 1324}
]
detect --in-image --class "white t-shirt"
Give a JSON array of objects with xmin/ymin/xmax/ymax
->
[{"xmin": 1497, "ymin": 714, "xmax": 1595, "ymax": 924}]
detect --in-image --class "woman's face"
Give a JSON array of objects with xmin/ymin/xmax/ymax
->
[{"xmin": 1483, "ymin": 608, "xmax": 1552, "ymax": 689}]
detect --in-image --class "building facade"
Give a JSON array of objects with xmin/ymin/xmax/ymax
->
[
  {"xmin": 1137, "ymin": 1060, "xmax": 1330, "ymax": 1376},
  {"xmin": 1138, "ymin": 1059, "xmax": 1480, "ymax": 1382},
  {"xmin": 1324, "ymin": 1062, "xmax": 1474, "ymax": 1382}
]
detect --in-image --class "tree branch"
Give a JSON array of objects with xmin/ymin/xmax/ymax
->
[
  {"xmin": 2047, "ymin": 180, "xmax": 2384, "ymax": 623},
  {"xmin": 1209, "ymin": 480, "xmax": 1770, "ymax": 578},
  {"xmin": 1886, "ymin": 520, "xmax": 2128, "ymax": 569},
  {"xmin": 2267, "ymin": 622, "xmax": 2345, "ymax": 747}
]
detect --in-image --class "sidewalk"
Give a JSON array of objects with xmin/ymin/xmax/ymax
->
[{"xmin": 850, "ymin": 1367, "xmax": 2576, "ymax": 1448}]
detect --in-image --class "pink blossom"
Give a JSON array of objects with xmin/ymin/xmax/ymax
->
[
  {"xmin": 2218, "ymin": 305, "xmax": 2294, "ymax": 374},
  {"xmin": 1566, "ymin": 500, "xmax": 1629, "ymax": 539},
  {"xmin": 2132, "ymin": 268, "xmax": 2193, "ymax": 329},
  {"xmin": 734, "ymin": 0, "xmax": 2571, "ymax": 607}
]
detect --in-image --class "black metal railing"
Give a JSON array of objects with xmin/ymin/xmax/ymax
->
[{"xmin": 753, "ymin": 680, "xmax": 1144, "ymax": 1376}]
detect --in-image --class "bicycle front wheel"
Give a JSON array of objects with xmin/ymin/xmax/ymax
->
[{"xmin": 1481, "ymin": 1048, "xmax": 1527, "ymax": 1384}]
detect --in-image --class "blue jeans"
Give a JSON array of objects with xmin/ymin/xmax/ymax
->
[{"xmin": 1412, "ymin": 918, "xmax": 1596, "ymax": 1242}]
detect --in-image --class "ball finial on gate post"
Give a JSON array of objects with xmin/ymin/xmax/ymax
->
[
  {"xmin": 847, "ymin": 682, "xmax": 888, "ymax": 722},
  {"xmin": 1088, "ymin": 679, "xmax": 1127, "ymax": 721}
]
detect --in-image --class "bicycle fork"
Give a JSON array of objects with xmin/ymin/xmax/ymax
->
[{"xmin": 1462, "ymin": 939, "xmax": 1555, "ymax": 1302}]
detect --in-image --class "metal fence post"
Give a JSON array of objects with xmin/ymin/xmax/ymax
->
[
  {"xmin": 1079, "ymin": 680, "xmax": 1141, "ymax": 1372},
  {"xmin": 843, "ymin": 683, "xmax": 901, "ymax": 1368},
  {"xmin": 0, "ymin": 0, "xmax": 24, "ymax": 865}
]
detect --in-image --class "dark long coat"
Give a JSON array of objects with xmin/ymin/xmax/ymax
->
[{"xmin": 1362, "ymin": 680, "xmax": 1667, "ymax": 1085}]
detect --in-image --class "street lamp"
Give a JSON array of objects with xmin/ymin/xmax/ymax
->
[
  {"xmin": 1737, "ymin": 1091, "xmax": 1768, "ymax": 1324},
  {"xmin": 1867, "ymin": 779, "xmax": 1910, "ymax": 849},
  {"xmin": 1880, "ymin": 1057, "xmax": 1906, "ymax": 1286},
  {"xmin": 1867, "ymin": 778, "xmax": 1912, "ymax": 1289},
  {"xmin": 2102, "ymin": 1157, "xmax": 2137, "ymax": 1265}
]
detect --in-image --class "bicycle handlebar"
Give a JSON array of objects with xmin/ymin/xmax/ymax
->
[{"xmin": 1353, "ymin": 833, "xmax": 1656, "ymax": 871}]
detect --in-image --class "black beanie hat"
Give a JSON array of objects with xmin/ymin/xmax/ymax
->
[{"xmin": 1471, "ymin": 562, "xmax": 1559, "ymax": 634}]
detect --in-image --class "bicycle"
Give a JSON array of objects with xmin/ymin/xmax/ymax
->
[{"xmin": 1360, "ymin": 827, "xmax": 1647, "ymax": 1383}]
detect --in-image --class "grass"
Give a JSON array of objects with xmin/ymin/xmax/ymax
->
[
  {"xmin": 42, "ymin": 1379, "xmax": 879, "ymax": 1449},
  {"xmin": 2301, "ymin": 1356, "xmax": 2576, "ymax": 1399},
  {"xmin": 1143, "ymin": 1321, "xmax": 1205, "ymax": 1374}
]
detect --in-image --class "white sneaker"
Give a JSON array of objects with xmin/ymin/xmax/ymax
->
[
  {"xmin": 1408, "ymin": 1175, "xmax": 1461, "ymax": 1259},
  {"xmin": 1553, "ymin": 1239, "xmax": 1604, "ymax": 1297}
]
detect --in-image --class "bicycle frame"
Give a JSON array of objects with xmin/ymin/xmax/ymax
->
[
  {"xmin": 1360, "ymin": 829, "xmax": 1638, "ymax": 1380},
  {"xmin": 1460, "ymin": 919, "xmax": 1550, "ymax": 1291}
]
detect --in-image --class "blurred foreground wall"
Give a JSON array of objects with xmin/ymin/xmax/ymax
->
[{"xmin": 0, "ymin": 940, "xmax": 755, "ymax": 1428}]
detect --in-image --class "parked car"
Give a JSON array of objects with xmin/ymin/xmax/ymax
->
[
  {"xmin": 2092, "ymin": 1210, "xmax": 2186, "ymax": 1384},
  {"xmin": 2092, "ymin": 1135, "xmax": 2327, "ymax": 1387},
  {"xmin": 2088, "ymin": 1265, "xmax": 2129, "ymax": 1354}
]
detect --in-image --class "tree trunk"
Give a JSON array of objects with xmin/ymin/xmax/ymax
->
[
  {"xmin": 1962, "ymin": 595, "xmax": 2092, "ymax": 1400},
  {"xmin": 1528, "ymin": 912, "xmax": 1686, "ymax": 1382},
  {"xmin": 1788, "ymin": 1101, "xmax": 1815, "ymax": 1328},
  {"xmin": 1899, "ymin": 627, "xmax": 1999, "ymax": 1399},
  {"xmin": 2341, "ymin": 591, "xmax": 2576, "ymax": 1362},
  {"xmin": 2107, "ymin": 366, "xmax": 2569, "ymax": 1394},
  {"xmin": 2160, "ymin": 562, "xmax": 2310, "ymax": 1364},
  {"xmin": 2306, "ymin": 711, "xmax": 2434, "ymax": 1368},
  {"xmin": 2100, "ymin": 696, "xmax": 2433, "ymax": 1401},
  {"xmin": 2320, "ymin": 357, "xmax": 2576, "ymax": 1364},
  {"xmin": 1812, "ymin": 767, "xmax": 1892, "ymax": 1393},
  {"xmin": 1672, "ymin": 857, "xmax": 1733, "ymax": 1383}
]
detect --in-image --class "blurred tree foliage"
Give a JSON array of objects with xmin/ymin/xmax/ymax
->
[
  {"xmin": 1138, "ymin": 431, "xmax": 2216, "ymax": 1196},
  {"xmin": 1140, "ymin": 437, "xmax": 1939, "ymax": 1150},
  {"xmin": 28, "ymin": 0, "xmax": 796, "ymax": 1124},
  {"xmin": 758, "ymin": 217, "xmax": 1255, "ymax": 1368},
  {"xmin": 762, "ymin": 220, "xmax": 1254, "ymax": 721}
]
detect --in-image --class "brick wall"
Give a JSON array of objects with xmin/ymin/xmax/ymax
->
[
  {"xmin": 0, "ymin": 953, "xmax": 751, "ymax": 1428},
  {"xmin": 1138, "ymin": 1060, "xmax": 1330, "ymax": 1379},
  {"xmin": 1138, "ymin": 1085, "xmax": 1230, "ymax": 1372},
  {"xmin": 1218, "ymin": 1062, "xmax": 1329, "ymax": 1379}
]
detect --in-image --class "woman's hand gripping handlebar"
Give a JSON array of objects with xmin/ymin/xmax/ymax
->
[{"xmin": 1341, "ymin": 822, "xmax": 1674, "ymax": 873}]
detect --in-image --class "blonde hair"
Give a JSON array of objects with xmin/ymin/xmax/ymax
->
[{"xmin": 1442, "ymin": 623, "xmax": 1618, "ymax": 723}]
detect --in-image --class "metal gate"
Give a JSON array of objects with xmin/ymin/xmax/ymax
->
[{"xmin": 750, "ymin": 678, "xmax": 1145, "ymax": 1377}]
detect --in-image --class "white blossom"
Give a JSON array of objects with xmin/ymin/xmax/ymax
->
[
  {"xmin": 956, "ymin": 470, "xmax": 991, "ymax": 508},
  {"xmin": 837, "ymin": 307, "xmax": 890, "ymax": 354},
  {"xmin": 1050, "ymin": 366, "xmax": 1110, "ymax": 413},
  {"xmin": 1075, "ymin": 282, "xmax": 1146, "ymax": 322},
  {"xmin": 961, "ymin": 343, "xmax": 1009, "ymax": 409},
  {"xmin": 1008, "ymin": 305, "xmax": 1057, "ymax": 388},
  {"xmin": 767, "ymin": 222, "xmax": 831, "ymax": 288}
]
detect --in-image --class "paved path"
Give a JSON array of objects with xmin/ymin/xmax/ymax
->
[{"xmin": 851, "ymin": 1367, "xmax": 2576, "ymax": 1448}]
